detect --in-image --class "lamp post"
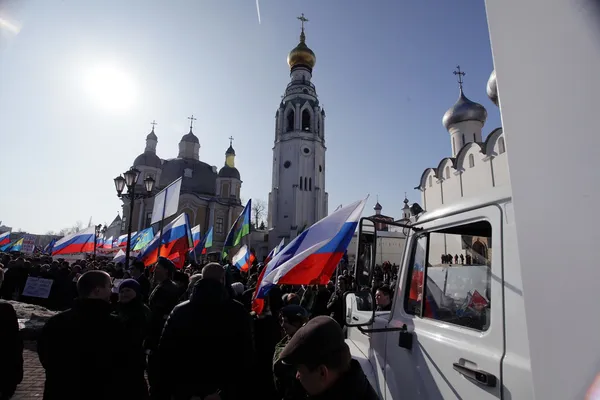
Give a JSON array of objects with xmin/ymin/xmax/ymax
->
[
  {"xmin": 114, "ymin": 167, "xmax": 155, "ymax": 268},
  {"xmin": 94, "ymin": 224, "xmax": 103, "ymax": 259}
]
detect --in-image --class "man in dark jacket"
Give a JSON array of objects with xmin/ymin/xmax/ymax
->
[
  {"xmin": 0, "ymin": 267, "xmax": 23, "ymax": 400},
  {"xmin": 37, "ymin": 270, "xmax": 135, "ymax": 400},
  {"xmin": 130, "ymin": 260, "xmax": 151, "ymax": 302},
  {"xmin": 151, "ymin": 263, "xmax": 254, "ymax": 400},
  {"xmin": 279, "ymin": 316, "xmax": 379, "ymax": 400}
]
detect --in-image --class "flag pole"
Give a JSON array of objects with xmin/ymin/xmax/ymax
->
[{"xmin": 157, "ymin": 192, "xmax": 167, "ymax": 258}]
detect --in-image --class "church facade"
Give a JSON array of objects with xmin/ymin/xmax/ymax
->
[
  {"xmin": 267, "ymin": 17, "xmax": 328, "ymax": 249},
  {"xmin": 415, "ymin": 67, "xmax": 504, "ymax": 262},
  {"xmin": 122, "ymin": 122, "xmax": 244, "ymax": 250}
]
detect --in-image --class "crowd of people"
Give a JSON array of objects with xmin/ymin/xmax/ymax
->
[{"xmin": 0, "ymin": 251, "xmax": 394, "ymax": 400}]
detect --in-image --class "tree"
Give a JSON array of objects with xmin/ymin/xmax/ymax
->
[{"xmin": 252, "ymin": 199, "xmax": 267, "ymax": 228}]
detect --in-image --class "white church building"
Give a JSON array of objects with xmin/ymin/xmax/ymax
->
[
  {"xmin": 415, "ymin": 67, "xmax": 504, "ymax": 262},
  {"xmin": 267, "ymin": 17, "xmax": 328, "ymax": 249}
]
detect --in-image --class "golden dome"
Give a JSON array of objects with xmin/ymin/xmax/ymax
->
[{"xmin": 287, "ymin": 31, "xmax": 316, "ymax": 70}]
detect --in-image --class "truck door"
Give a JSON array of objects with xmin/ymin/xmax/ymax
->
[
  {"xmin": 349, "ymin": 218, "xmax": 389, "ymax": 396},
  {"xmin": 384, "ymin": 205, "xmax": 504, "ymax": 399}
]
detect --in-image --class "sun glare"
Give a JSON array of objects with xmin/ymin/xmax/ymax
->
[{"xmin": 83, "ymin": 63, "xmax": 137, "ymax": 111}]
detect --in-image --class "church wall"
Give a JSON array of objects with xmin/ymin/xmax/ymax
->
[
  {"xmin": 448, "ymin": 120, "xmax": 484, "ymax": 156},
  {"xmin": 461, "ymin": 147, "xmax": 492, "ymax": 197},
  {"xmin": 442, "ymin": 170, "xmax": 463, "ymax": 205},
  {"xmin": 422, "ymin": 169, "xmax": 443, "ymax": 212},
  {"xmin": 491, "ymin": 136, "xmax": 510, "ymax": 188}
]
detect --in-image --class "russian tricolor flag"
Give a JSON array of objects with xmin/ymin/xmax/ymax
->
[
  {"xmin": 264, "ymin": 238, "xmax": 285, "ymax": 266},
  {"xmin": 138, "ymin": 213, "xmax": 192, "ymax": 268},
  {"xmin": 190, "ymin": 225, "xmax": 201, "ymax": 251},
  {"xmin": 52, "ymin": 226, "xmax": 96, "ymax": 256},
  {"xmin": 232, "ymin": 245, "xmax": 255, "ymax": 272},
  {"xmin": 102, "ymin": 236, "xmax": 113, "ymax": 249},
  {"xmin": 252, "ymin": 199, "xmax": 366, "ymax": 314},
  {"xmin": 116, "ymin": 232, "xmax": 136, "ymax": 248},
  {"xmin": 0, "ymin": 231, "xmax": 10, "ymax": 247}
]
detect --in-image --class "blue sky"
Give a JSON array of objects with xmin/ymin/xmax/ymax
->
[{"xmin": 0, "ymin": 0, "xmax": 500, "ymax": 234}]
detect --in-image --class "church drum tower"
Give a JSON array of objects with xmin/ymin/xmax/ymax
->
[{"xmin": 268, "ymin": 14, "xmax": 328, "ymax": 248}]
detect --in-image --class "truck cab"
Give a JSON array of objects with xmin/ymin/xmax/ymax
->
[{"xmin": 345, "ymin": 186, "xmax": 534, "ymax": 399}]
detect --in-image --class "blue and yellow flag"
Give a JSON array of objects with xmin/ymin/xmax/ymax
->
[{"xmin": 222, "ymin": 199, "xmax": 251, "ymax": 259}]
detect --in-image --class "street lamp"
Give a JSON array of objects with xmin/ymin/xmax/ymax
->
[
  {"xmin": 114, "ymin": 167, "xmax": 155, "ymax": 268},
  {"xmin": 94, "ymin": 224, "xmax": 103, "ymax": 259}
]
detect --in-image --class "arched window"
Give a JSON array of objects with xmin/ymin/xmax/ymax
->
[
  {"xmin": 445, "ymin": 166, "xmax": 450, "ymax": 179},
  {"xmin": 469, "ymin": 154, "xmax": 475, "ymax": 168},
  {"xmin": 222, "ymin": 182, "xmax": 230, "ymax": 197},
  {"xmin": 286, "ymin": 110, "xmax": 295, "ymax": 132},
  {"xmin": 452, "ymin": 137, "xmax": 456, "ymax": 155},
  {"xmin": 462, "ymin": 134, "xmax": 466, "ymax": 146},
  {"xmin": 302, "ymin": 109, "xmax": 311, "ymax": 132},
  {"xmin": 473, "ymin": 133, "xmax": 476, "ymax": 142},
  {"xmin": 428, "ymin": 176, "xmax": 433, "ymax": 187},
  {"xmin": 309, "ymin": 178, "xmax": 312, "ymax": 191},
  {"xmin": 498, "ymin": 137, "xmax": 506, "ymax": 154},
  {"xmin": 304, "ymin": 177, "xmax": 308, "ymax": 190},
  {"xmin": 299, "ymin": 176, "xmax": 303, "ymax": 190}
]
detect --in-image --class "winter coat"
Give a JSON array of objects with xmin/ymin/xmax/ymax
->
[{"xmin": 37, "ymin": 298, "xmax": 136, "ymax": 400}]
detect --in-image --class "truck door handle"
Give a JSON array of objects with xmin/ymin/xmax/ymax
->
[{"xmin": 452, "ymin": 363, "xmax": 497, "ymax": 387}]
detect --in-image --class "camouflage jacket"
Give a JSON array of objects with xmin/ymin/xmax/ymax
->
[{"xmin": 273, "ymin": 335, "xmax": 307, "ymax": 400}]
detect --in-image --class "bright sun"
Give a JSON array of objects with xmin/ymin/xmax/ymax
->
[{"xmin": 83, "ymin": 63, "xmax": 137, "ymax": 111}]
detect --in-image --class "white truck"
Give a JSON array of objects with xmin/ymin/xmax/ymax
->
[{"xmin": 343, "ymin": 0, "xmax": 600, "ymax": 398}]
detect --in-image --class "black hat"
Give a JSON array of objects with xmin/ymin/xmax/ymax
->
[
  {"xmin": 157, "ymin": 257, "xmax": 175, "ymax": 274},
  {"xmin": 279, "ymin": 316, "xmax": 346, "ymax": 366},
  {"xmin": 280, "ymin": 304, "xmax": 308, "ymax": 325}
]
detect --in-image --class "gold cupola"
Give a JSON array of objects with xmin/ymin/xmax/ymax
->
[{"xmin": 287, "ymin": 14, "xmax": 316, "ymax": 71}]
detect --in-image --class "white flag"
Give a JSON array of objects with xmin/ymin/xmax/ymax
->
[{"xmin": 151, "ymin": 177, "xmax": 182, "ymax": 225}]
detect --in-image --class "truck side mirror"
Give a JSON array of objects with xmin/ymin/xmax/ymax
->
[{"xmin": 343, "ymin": 290, "xmax": 376, "ymax": 327}]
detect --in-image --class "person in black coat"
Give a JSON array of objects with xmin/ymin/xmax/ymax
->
[
  {"xmin": 113, "ymin": 279, "xmax": 151, "ymax": 399},
  {"xmin": 279, "ymin": 316, "xmax": 379, "ymax": 400},
  {"xmin": 37, "ymin": 270, "xmax": 136, "ymax": 400},
  {"xmin": 151, "ymin": 263, "xmax": 254, "ymax": 400},
  {"xmin": 130, "ymin": 261, "xmax": 151, "ymax": 302},
  {"xmin": 0, "ymin": 267, "xmax": 23, "ymax": 400}
]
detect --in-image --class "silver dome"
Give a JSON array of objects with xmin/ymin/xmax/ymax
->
[
  {"xmin": 486, "ymin": 70, "xmax": 498, "ymax": 107},
  {"xmin": 442, "ymin": 89, "xmax": 488, "ymax": 130}
]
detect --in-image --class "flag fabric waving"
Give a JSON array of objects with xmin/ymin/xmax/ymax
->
[
  {"xmin": 0, "ymin": 232, "xmax": 10, "ymax": 247},
  {"xmin": 132, "ymin": 228, "xmax": 154, "ymax": 251},
  {"xmin": 264, "ymin": 238, "xmax": 285, "ymax": 266},
  {"xmin": 251, "ymin": 238, "xmax": 286, "ymax": 314},
  {"xmin": 252, "ymin": 199, "xmax": 366, "ymax": 314},
  {"xmin": 43, "ymin": 238, "xmax": 57, "ymax": 255},
  {"xmin": 232, "ymin": 245, "xmax": 255, "ymax": 272},
  {"xmin": 151, "ymin": 177, "xmax": 182, "ymax": 225},
  {"xmin": 138, "ymin": 213, "xmax": 192, "ymax": 268},
  {"xmin": 190, "ymin": 225, "xmax": 201, "ymax": 252},
  {"xmin": 52, "ymin": 226, "xmax": 96, "ymax": 256},
  {"xmin": 4, "ymin": 238, "xmax": 24, "ymax": 252},
  {"xmin": 222, "ymin": 199, "xmax": 251, "ymax": 259},
  {"xmin": 199, "ymin": 227, "xmax": 213, "ymax": 255}
]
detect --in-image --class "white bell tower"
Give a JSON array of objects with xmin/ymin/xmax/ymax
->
[{"xmin": 268, "ymin": 14, "xmax": 328, "ymax": 248}]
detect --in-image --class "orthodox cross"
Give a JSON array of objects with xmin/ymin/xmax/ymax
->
[
  {"xmin": 453, "ymin": 65, "xmax": 466, "ymax": 90},
  {"xmin": 150, "ymin": 120, "xmax": 158, "ymax": 130},
  {"xmin": 297, "ymin": 13, "xmax": 308, "ymax": 31},
  {"xmin": 229, "ymin": 136, "xmax": 234, "ymax": 146},
  {"xmin": 187, "ymin": 115, "xmax": 197, "ymax": 130}
]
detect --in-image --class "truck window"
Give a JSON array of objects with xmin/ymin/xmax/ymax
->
[{"xmin": 403, "ymin": 220, "xmax": 492, "ymax": 331}]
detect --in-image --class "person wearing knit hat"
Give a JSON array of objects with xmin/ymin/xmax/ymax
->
[
  {"xmin": 273, "ymin": 304, "xmax": 310, "ymax": 400},
  {"xmin": 279, "ymin": 316, "xmax": 378, "ymax": 399},
  {"xmin": 118, "ymin": 279, "xmax": 141, "ymax": 304}
]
